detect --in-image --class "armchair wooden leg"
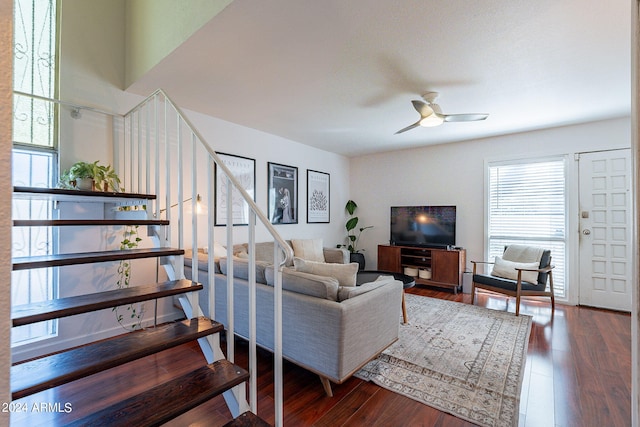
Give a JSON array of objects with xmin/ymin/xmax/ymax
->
[{"xmin": 471, "ymin": 281, "xmax": 476, "ymax": 305}]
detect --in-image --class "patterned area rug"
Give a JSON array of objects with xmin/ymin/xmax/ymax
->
[{"xmin": 356, "ymin": 294, "xmax": 531, "ymax": 427}]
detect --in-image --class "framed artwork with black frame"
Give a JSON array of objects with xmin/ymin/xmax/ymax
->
[
  {"xmin": 307, "ymin": 169, "xmax": 330, "ymax": 223},
  {"xmin": 268, "ymin": 162, "xmax": 298, "ymax": 224},
  {"xmin": 214, "ymin": 153, "xmax": 256, "ymax": 226}
]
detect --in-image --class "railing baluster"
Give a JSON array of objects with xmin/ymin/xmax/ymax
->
[
  {"xmin": 208, "ymin": 155, "xmax": 215, "ymax": 320},
  {"xmin": 153, "ymin": 94, "xmax": 160, "ymax": 217},
  {"xmin": 177, "ymin": 117, "xmax": 183, "ymax": 251},
  {"xmin": 145, "ymin": 101, "xmax": 151, "ymax": 195},
  {"xmin": 226, "ymin": 175, "xmax": 235, "ymax": 364},
  {"xmin": 164, "ymin": 97, "xmax": 171, "ymax": 245},
  {"xmin": 137, "ymin": 108, "xmax": 142, "ymax": 193},
  {"xmin": 190, "ymin": 132, "xmax": 199, "ymax": 315},
  {"xmin": 273, "ymin": 245, "xmax": 284, "ymax": 427},
  {"xmin": 248, "ymin": 210, "xmax": 257, "ymax": 412}
]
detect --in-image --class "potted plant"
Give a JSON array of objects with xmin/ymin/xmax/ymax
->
[
  {"xmin": 338, "ymin": 199, "xmax": 373, "ymax": 270},
  {"xmin": 95, "ymin": 163, "xmax": 122, "ymax": 192},
  {"xmin": 60, "ymin": 161, "xmax": 122, "ymax": 192}
]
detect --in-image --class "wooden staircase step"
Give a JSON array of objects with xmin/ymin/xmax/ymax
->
[
  {"xmin": 13, "ymin": 186, "xmax": 157, "ymax": 201},
  {"xmin": 11, "ymin": 316, "xmax": 222, "ymax": 399},
  {"xmin": 223, "ymin": 411, "xmax": 272, "ymax": 427},
  {"xmin": 12, "ymin": 279, "xmax": 202, "ymax": 327},
  {"xmin": 12, "ymin": 247, "xmax": 184, "ymax": 270},
  {"xmin": 13, "ymin": 219, "xmax": 170, "ymax": 227},
  {"xmin": 66, "ymin": 360, "xmax": 249, "ymax": 427}
]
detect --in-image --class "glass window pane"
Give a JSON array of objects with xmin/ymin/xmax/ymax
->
[{"xmin": 487, "ymin": 158, "xmax": 567, "ymax": 297}]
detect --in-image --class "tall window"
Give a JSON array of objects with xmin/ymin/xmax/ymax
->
[
  {"xmin": 12, "ymin": 0, "xmax": 58, "ymax": 345},
  {"xmin": 487, "ymin": 157, "xmax": 567, "ymax": 297}
]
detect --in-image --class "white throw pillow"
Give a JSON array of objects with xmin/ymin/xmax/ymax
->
[
  {"xmin": 210, "ymin": 241, "xmax": 227, "ymax": 258},
  {"xmin": 293, "ymin": 257, "xmax": 358, "ymax": 287},
  {"xmin": 491, "ymin": 256, "xmax": 539, "ymax": 283},
  {"xmin": 291, "ymin": 238, "xmax": 325, "ymax": 262}
]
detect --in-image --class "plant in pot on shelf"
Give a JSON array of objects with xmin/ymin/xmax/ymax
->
[
  {"xmin": 337, "ymin": 199, "xmax": 373, "ymax": 270},
  {"xmin": 59, "ymin": 160, "xmax": 122, "ymax": 192}
]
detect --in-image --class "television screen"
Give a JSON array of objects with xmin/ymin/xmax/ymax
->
[{"xmin": 390, "ymin": 206, "xmax": 456, "ymax": 248}]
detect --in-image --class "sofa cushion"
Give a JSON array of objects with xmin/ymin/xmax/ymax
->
[
  {"xmin": 491, "ymin": 256, "xmax": 539, "ymax": 283},
  {"xmin": 291, "ymin": 238, "xmax": 325, "ymax": 262},
  {"xmin": 293, "ymin": 257, "xmax": 358, "ymax": 287},
  {"xmin": 338, "ymin": 275, "xmax": 395, "ymax": 301},
  {"xmin": 184, "ymin": 249, "xmax": 221, "ymax": 274},
  {"xmin": 265, "ymin": 266, "xmax": 339, "ymax": 301},
  {"xmin": 219, "ymin": 257, "xmax": 270, "ymax": 284}
]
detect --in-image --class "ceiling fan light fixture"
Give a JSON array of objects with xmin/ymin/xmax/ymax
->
[{"xmin": 419, "ymin": 114, "xmax": 444, "ymax": 127}]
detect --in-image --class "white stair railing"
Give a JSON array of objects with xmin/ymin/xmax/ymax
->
[{"xmin": 117, "ymin": 89, "xmax": 292, "ymax": 426}]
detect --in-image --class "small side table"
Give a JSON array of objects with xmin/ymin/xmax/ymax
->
[{"xmin": 356, "ymin": 270, "xmax": 416, "ymax": 324}]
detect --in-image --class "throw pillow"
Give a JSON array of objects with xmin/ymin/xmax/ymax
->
[
  {"xmin": 204, "ymin": 241, "xmax": 227, "ymax": 258},
  {"xmin": 491, "ymin": 256, "xmax": 539, "ymax": 283},
  {"xmin": 293, "ymin": 257, "xmax": 358, "ymax": 287},
  {"xmin": 291, "ymin": 238, "xmax": 325, "ymax": 262}
]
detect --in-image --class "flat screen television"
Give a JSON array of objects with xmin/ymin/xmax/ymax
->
[{"xmin": 390, "ymin": 205, "xmax": 456, "ymax": 248}]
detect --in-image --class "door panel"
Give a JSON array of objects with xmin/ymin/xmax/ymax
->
[{"xmin": 578, "ymin": 149, "xmax": 632, "ymax": 311}]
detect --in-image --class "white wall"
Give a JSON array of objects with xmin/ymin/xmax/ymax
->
[
  {"xmin": 185, "ymin": 109, "xmax": 351, "ymax": 248},
  {"xmin": 351, "ymin": 117, "xmax": 631, "ymax": 303}
]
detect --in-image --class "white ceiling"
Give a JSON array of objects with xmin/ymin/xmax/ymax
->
[{"xmin": 127, "ymin": 0, "xmax": 632, "ymax": 157}]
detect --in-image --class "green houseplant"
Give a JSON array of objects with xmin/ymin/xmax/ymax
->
[
  {"xmin": 59, "ymin": 160, "xmax": 122, "ymax": 192},
  {"xmin": 338, "ymin": 199, "xmax": 373, "ymax": 269}
]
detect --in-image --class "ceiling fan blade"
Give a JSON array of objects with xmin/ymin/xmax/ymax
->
[
  {"xmin": 394, "ymin": 120, "xmax": 421, "ymax": 134},
  {"xmin": 442, "ymin": 113, "xmax": 489, "ymax": 122},
  {"xmin": 411, "ymin": 100, "xmax": 433, "ymax": 118}
]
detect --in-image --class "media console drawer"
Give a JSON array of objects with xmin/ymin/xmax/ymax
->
[{"xmin": 377, "ymin": 245, "xmax": 466, "ymax": 293}]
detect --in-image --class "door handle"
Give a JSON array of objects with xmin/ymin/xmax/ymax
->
[{"xmin": 582, "ymin": 229, "xmax": 591, "ymax": 235}]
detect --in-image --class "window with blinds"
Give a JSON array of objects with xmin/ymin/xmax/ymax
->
[{"xmin": 487, "ymin": 158, "xmax": 566, "ymax": 297}]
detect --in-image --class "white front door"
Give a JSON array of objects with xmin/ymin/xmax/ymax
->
[{"xmin": 578, "ymin": 149, "xmax": 632, "ymax": 311}]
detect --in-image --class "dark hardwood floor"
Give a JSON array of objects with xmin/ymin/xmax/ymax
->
[{"xmin": 11, "ymin": 287, "xmax": 631, "ymax": 427}]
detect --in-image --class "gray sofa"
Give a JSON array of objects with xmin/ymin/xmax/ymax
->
[{"xmin": 184, "ymin": 241, "xmax": 403, "ymax": 395}]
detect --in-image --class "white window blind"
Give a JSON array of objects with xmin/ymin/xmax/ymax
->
[{"xmin": 488, "ymin": 158, "xmax": 566, "ymax": 297}]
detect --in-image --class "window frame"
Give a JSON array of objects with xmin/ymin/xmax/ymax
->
[
  {"xmin": 11, "ymin": 0, "xmax": 60, "ymax": 347},
  {"xmin": 484, "ymin": 155, "xmax": 569, "ymax": 299}
]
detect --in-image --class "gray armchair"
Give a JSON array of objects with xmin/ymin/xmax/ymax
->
[{"xmin": 471, "ymin": 245, "xmax": 555, "ymax": 316}]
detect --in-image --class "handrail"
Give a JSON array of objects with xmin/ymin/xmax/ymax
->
[
  {"xmin": 129, "ymin": 89, "xmax": 294, "ymax": 266},
  {"xmin": 13, "ymin": 90, "xmax": 119, "ymax": 117}
]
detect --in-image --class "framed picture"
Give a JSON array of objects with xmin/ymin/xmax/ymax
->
[
  {"xmin": 307, "ymin": 170, "xmax": 330, "ymax": 223},
  {"xmin": 268, "ymin": 162, "xmax": 298, "ymax": 224},
  {"xmin": 214, "ymin": 153, "xmax": 256, "ymax": 226}
]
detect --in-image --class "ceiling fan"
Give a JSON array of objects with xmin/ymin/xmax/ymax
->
[{"xmin": 394, "ymin": 92, "xmax": 489, "ymax": 134}]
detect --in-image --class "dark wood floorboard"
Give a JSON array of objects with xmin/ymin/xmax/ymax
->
[{"xmin": 10, "ymin": 287, "xmax": 631, "ymax": 426}]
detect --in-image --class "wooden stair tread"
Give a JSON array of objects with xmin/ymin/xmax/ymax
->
[
  {"xmin": 11, "ymin": 316, "xmax": 222, "ymax": 399},
  {"xmin": 12, "ymin": 247, "xmax": 184, "ymax": 270},
  {"xmin": 66, "ymin": 360, "xmax": 249, "ymax": 427},
  {"xmin": 223, "ymin": 411, "xmax": 272, "ymax": 427},
  {"xmin": 12, "ymin": 280, "xmax": 202, "ymax": 327},
  {"xmin": 13, "ymin": 219, "xmax": 170, "ymax": 226},
  {"xmin": 13, "ymin": 186, "xmax": 156, "ymax": 200}
]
